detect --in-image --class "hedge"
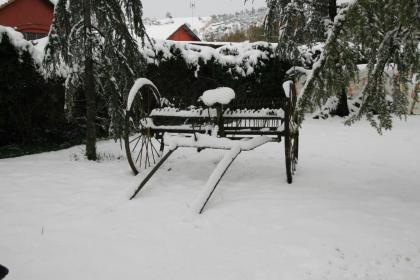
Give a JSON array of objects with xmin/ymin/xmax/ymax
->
[{"xmin": 0, "ymin": 30, "xmax": 290, "ymax": 157}]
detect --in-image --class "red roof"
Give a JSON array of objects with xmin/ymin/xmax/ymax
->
[
  {"xmin": 0, "ymin": 0, "xmax": 54, "ymax": 34},
  {"xmin": 0, "ymin": 0, "xmax": 55, "ymax": 9},
  {"xmin": 167, "ymin": 24, "xmax": 201, "ymax": 41}
]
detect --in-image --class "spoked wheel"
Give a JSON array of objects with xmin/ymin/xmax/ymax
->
[
  {"xmin": 284, "ymin": 81, "xmax": 299, "ymax": 184},
  {"xmin": 124, "ymin": 82, "xmax": 163, "ymax": 175}
]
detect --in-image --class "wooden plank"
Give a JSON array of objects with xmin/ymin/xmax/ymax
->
[
  {"xmin": 194, "ymin": 147, "xmax": 242, "ymax": 214},
  {"xmin": 129, "ymin": 148, "xmax": 178, "ymax": 200}
]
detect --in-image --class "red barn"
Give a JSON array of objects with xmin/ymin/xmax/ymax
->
[
  {"xmin": 0, "ymin": 0, "xmax": 54, "ymax": 40},
  {"xmin": 0, "ymin": 0, "xmax": 202, "ymax": 42},
  {"xmin": 167, "ymin": 24, "xmax": 201, "ymax": 41}
]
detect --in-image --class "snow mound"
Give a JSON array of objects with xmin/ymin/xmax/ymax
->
[{"xmin": 199, "ymin": 87, "xmax": 235, "ymax": 106}]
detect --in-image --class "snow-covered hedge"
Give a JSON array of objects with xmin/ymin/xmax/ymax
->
[
  {"xmin": 0, "ymin": 26, "xmax": 81, "ymax": 152},
  {"xmin": 0, "ymin": 26, "xmax": 45, "ymax": 65},
  {"xmin": 143, "ymin": 40, "xmax": 279, "ymax": 77},
  {"xmin": 0, "ymin": 26, "xmax": 290, "ymax": 149},
  {"xmin": 142, "ymin": 40, "xmax": 290, "ymax": 108}
]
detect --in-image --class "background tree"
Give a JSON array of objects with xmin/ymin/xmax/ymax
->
[
  {"xmin": 264, "ymin": 0, "xmax": 329, "ymax": 62},
  {"xmin": 266, "ymin": 0, "xmax": 419, "ymax": 132},
  {"xmin": 264, "ymin": 0, "xmax": 354, "ymax": 116},
  {"xmin": 215, "ymin": 24, "xmax": 277, "ymax": 43},
  {"xmin": 295, "ymin": 0, "xmax": 419, "ymax": 132},
  {"xmin": 44, "ymin": 0, "xmax": 148, "ymax": 160}
]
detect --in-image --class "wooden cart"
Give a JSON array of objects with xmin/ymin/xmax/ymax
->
[{"xmin": 124, "ymin": 79, "xmax": 299, "ymax": 213}]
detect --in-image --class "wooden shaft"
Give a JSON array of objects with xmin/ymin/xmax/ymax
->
[
  {"xmin": 198, "ymin": 150, "xmax": 241, "ymax": 214},
  {"xmin": 129, "ymin": 147, "xmax": 178, "ymax": 200}
]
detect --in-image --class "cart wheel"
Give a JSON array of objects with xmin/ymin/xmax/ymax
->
[
  {"xmin": 124, "ymin": 83, "xmax": 163, "ymax": 175},
  {"xmin": 284, "ymin": 81, "xmax": 299, "ymax": 184}
]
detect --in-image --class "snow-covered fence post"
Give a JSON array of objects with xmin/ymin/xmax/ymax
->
[
  {"xmin": 216, "ymin": 104, "xmax": 225, "ymax": 137},
  {"xmin": 199, "ymin": 87, "xmax": 236, "ymax": 138}
]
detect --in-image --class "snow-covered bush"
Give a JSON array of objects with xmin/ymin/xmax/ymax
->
[
  {"xmin": 0, "ymin": 26, "xmax": 45, "ymax": 64},
  {"xmin": 1, "ymin": 26, "xmax": 291, "ymax": 152},
  {"xmin": 143, "ymin": 40, "xmax": 290, "ymax": 108},
  {"xmin": 0, "ymin": 27, "xmax": 82, "ymax": 155}
]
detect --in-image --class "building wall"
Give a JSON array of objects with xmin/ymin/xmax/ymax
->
[
  {"xmin": 0, "ymin": 0, "xmax": 53, "ymax": 34},
  {"xmin": 168, "ymin": 28, "xmax": 199, "ymax": 41}
]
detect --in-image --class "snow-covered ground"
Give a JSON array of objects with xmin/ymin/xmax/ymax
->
[{"xmin": 1, "ymin": 118, "xmax": 420, "ymax": 280}]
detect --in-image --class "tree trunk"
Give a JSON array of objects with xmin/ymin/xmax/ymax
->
[
  {"xmin": 329, "ymin": 0, "xmax": 350, "ymax": 117},
  {"xmin": 328, "ymin": 0, "xmax": 337, "ymax": 21},
  {"xmin": 83, "ymin": 0, "xmax": 97, "ymax": 160}
]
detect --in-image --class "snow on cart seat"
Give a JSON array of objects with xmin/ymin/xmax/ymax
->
[
  {"xmin": 150, "ymin": 107, "xmax": 285, "ymax": 118},
  {"xmin": 150, "ymin": 107, "xmax": 212, "ymax": 118},
  {"xmin": 199, "ymin": 87, "xmax": 235, "ymax": 106},
  {"xmin": 224, "ymin": 108, "xmax": 285, "ymax": 118}
]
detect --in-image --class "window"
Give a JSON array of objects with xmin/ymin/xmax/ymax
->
[{"xmin": 22, "ymin": 32, "xmax": 47, "ymax": 41}]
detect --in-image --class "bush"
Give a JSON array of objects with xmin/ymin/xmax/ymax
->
[
  {"xmin": 145, "ymin": 42, "xmax": 290, "ymax": 109},
  {"xmin": 0, "ymin": 32, "xmax": 83, "ymax": 157},
  {"xmin": 0, "ymin": 31, "xmax": 290, "ymax": 157}
]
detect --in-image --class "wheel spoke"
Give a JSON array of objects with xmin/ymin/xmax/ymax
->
[
  {"xmin": 136, "ymin": 137, "xmax": 146, "ymax": 165},
  {"xmin": 129, "ymin": 134, "xmax": 142, "ymax": 144},
  {"xmin": 150, "ymin": 139, "xmax": 161, "ymax": 158},
  {"xmin": 145, "ymin": 138, "xmax": 150, "ymax": 168},
  {"xmin": 150, "ymin": 140, "xmax": 157, "ymax": 164},
  {"xmin": 124, "ymin": 84, "xmax": 162, "ymax": 174},
  {"xmin": 131, "ymin": 135, "xmax": 142, "ymax": 153}
]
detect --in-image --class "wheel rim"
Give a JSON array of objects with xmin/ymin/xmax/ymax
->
[{"xmin": 125, "ymin": 85, "xmax": 162, "ymax": 175}]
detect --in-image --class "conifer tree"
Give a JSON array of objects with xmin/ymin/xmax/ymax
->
[
  {"xmin": 265, "ymin": 0, "xmax": 330, "ymax": 63},
  {"xmin": 265, "ymin": 0, "xmax": 350, "ymax": 117},
  {"xmin": 296, "ymin": 0, "xmax": 419, "ymax": 132},
  {"xmin": 44, "ymin": 0, "xmax": 148, "ymax": 160},
  {"xmin": 267, "ymin": 0, "xmax": 419, "ymax": 132}
]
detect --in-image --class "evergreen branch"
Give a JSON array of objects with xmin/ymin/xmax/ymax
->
[{"xmin": 294, "ymin": 0, "xmax": 357, "ymax": 125}]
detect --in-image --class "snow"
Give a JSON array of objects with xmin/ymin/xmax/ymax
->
[
  {"xmin": 150, "ymin": 107, "xmax": 285, "ymax": 121},
  {"xmin": 0, "ymin": 25, "xmax": 44, "ymax": 64},
  {"xmin": 199, "ymin": 87, "xmax": 236, "ymax": 106},
  {"xmin": 1, "ymin": 117, "xmax": 420, "ymax": 279},
  {"xmin": 164, "ymin": 134, "xmax": 272, "ymax": 151},
  {"xmin": 283, "ymin": 80, "xmax": 293, "ymax": 98},
  {"xmin": 2, "ymin": 26, "xmax": 280, "ymax": 79},
  {"xmin": 126, "ymin": 78, "xmax": 159, "ymax": 110},
  {"xmin": 164, "ymin": 134, "xmax": 273, "ymax": 213},
  {"xmin": 193, "ymin": 146, "xmax": 241, "ymax": 213},
  {"xmin": 142, "ymin": 40, "xmax": 277, "ymax": 77}
]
